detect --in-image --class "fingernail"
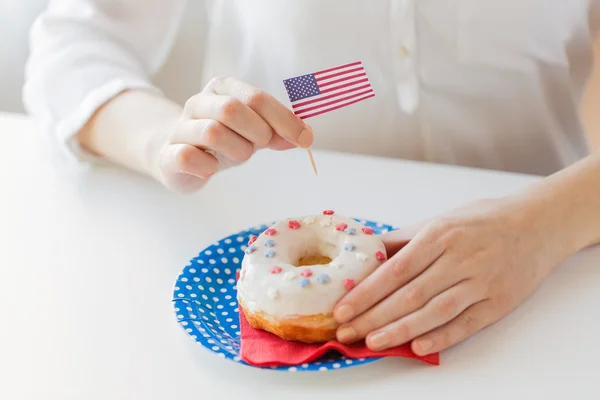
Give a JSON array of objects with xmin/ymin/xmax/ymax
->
[
  {"xmin": 296, "ymin": 125, "xmax": 314, "ymax": 148},
  {"xmin": 334, "ymin": 305, "xmax": 355, "ymax": 323},
  {"xmin": 368, "ymin": 332, "xmax": 390, "ymax": 351},
  {"xmin": 415, "ymin": 339, "xmax": 433, "ymax": 354},
  {"xmin": 337, "ymin": 326, "xmax": 357, "ymax": 343}
]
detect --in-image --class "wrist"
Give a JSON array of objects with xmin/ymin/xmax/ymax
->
[
  {"xmin": 509, "ymin": 162, "xmax": 600, "ymax": 263},
  {"xmin": 499, "ymin": 193, "xmax": 573, "ymax": 273},
  {"xmin": 142, "ymin": 119, "xmax": 175, "ymax": 184}
]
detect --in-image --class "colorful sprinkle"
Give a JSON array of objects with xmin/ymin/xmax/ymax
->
[
  {"xmin": 343, "ymin": 243, "xmax": 356, "ymax": 251},
  {"xmin": 356, "ymin": 252, "xmax": 368, "ymax": 261},
  {"xmin": 299, "ymin": 278, "xmax": 311, "ymax": 288},
  {"xmin": 303, "ymin": 216, "xmax": 316, "ymax": 224},
  {"xmin": 331, "ymin": 260, "xmax": 343, "ymax": 269},
  {"xmin": 320, "ymin": 218, "xmax": 332, "ymax": 227},
  {"xmin": 283, "ymin": 271, "xmax": 296, "ymax": 280},
  {"xmin": 344, "ymin": 227, "xmax": 357, "ymax": 235},
  {"xmin": 267, "ymin": 287, "xmax": 279, "ymax": 299},
  {"xmin": 323, "ymin": 210, "xmax": 335, "ymax": 215},
  {"xmin": 375, "ymin": 250, "xmax": 386, "ymax": 261},
  {"xmin": 264, "ymin": 228, "xmax": 277, "ymax": 236},
  {"xmin": 264, "ymin": 239, "xmax": 276, "ymax": 247},
  {"xmin": 335, "ymin": 222, "xmax": 348, "ymax": 231},
  {"xmin": 300, "ymin": 269, "xmax": 313, "ymax": 277},
  {"xmin": 362, "ymin": 227, "xmax": 374, "ymax": 235},
  {"xmin": 248, "ymin": 235, "xmax": 257, "ymax": 245},
  {"xmin": 264, "ymin": 249, "xmax": 276, "ymax": 258},
  {"xmin": 245, "ymin": 246, "xmax": 256, "ymax": 254},
  {"xmin": 288, "ymin": 220, "xmax": 301, "ymax": 230},
  {"xmin": 316, "ymin": 274, "xmax": 330, "ymax": 284},
  {"xmin": 270, "ymin": 266, "xmax": 282, "ymax": 274},
  {"xmin": 344, "ymin": 278, "xmax": 355, "ymax": 291}
]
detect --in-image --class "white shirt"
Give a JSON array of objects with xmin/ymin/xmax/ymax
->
[{"xmin": 23, "ymin": 0, "xmax": 600, "ymax": 176}]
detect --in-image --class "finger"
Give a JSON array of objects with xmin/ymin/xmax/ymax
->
[
  {"xmin": 379, "ymin": 218, "xmax": 432, "ymax": 255},
  {"xmin": 183, "ymin": 93, "xmax": 275, "ymax": 147},
  {"xmin": 333, "ymin": 225, "xmax": 446, "ymax": 323},
  {"xmin": 266, "ymin": 133, "xmax": 297, "ymax": 151},
  {"xmin": 365, "ymin": 281, "xmax": 483, "ymax": 351},
  {"xmin": 336, "ymin": 253, "xmax": 464, "ymax": 344},
  {"xmin": 411, "ymin": 300, "xmax": 496, "ymax": 356},
  {"xmin": 204, "ymin": 76, "xmax": 314, "ymax": 148},
  {"xmin": 160, "ymin": 144, "xmax": 218, "ymax": 179},
  {"xmin": 173, "ymin": 119, "xmax": 254, "ymax": 164}
]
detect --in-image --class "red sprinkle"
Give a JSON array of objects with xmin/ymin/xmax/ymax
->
[
  {"xmin": 344, "ymin": 278, "xmax": 355, "ymax": 291},
  {"xmin": 270, "ymin": 266, "xmax": 282, "ymax": 274},
  {"xmin": 362, "ymin": 227, "xmax": 374, "ymax": 235},
  {"xmin": 375, "ymin": 251, "xmax": 386, "ymax": 261},
  {"xmin": 300, "ymin": 269, "xmax": 313, "ymax": 277},
  {"xmin": 335, "ymin": 222, "xmax": 348, "ymax": 231},
  {"xmin": 323, "ymin": 210, "xmax": 335, "ymax": 215},
  {"xmin": 288, "ymin": 220, "xmax": 301, "ymax": 230},
  {"xmin": 248, "ymin": 235, "xmax": 257, "ymax": 245},
  {"xmin": 264, "ymin": 228, "xmax": 277, "ymax": 236}
]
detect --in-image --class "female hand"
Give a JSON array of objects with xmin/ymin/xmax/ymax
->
[
  {"xmin": 155, "ymin": 77, "xmax": 314, "ymax": 193},
  {"xmin": 333, "ymin": 197, "xmax": 575, "ymax": 355}
]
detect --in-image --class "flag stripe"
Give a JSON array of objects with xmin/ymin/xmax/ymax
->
[
  {"xmin": 315, "ymin": 67, "xmax": 364, "ymax": 82},
  {"xmin": 313, "ymin": 61, "xmax": 362, "ymax": 76},
  {"xmin": 319, "ymin": 78, "xmax": 370, "ymax": 94},
  {"xmin": 299, "ymin": 94, "xmax": 375, "ymax": 120},
  {"xmin": 316, "ymin": 65, "xmax": 366, "ymax": 82},
  {"xmin": 318, "ymin": 72, "xmax": 367, "ymax": 88},
  {"xmin": 291, "ymin": 83, "xmax": 372, "ymax": 109},
  {"xmin": 293, "ymin": 89, "xmax": 374, "ymax": 115}
]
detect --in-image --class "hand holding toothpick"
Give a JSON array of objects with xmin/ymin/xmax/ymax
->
[{"xmin": 283, "ymin": 60, "xmax": 375, "ymax": 175}]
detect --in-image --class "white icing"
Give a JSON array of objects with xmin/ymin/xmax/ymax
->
[
  {"xmin": 283, "ymin": 271, "xmax": 296, "ymax": 280},
  {"xmin": 356, "ymin": 252, "xmax": 368, "ymax": 261},
  {"xmin": 303, "ymin": 216, "xmax": 316, "ymax": 224},
  {"xmin": 267, "ymin": 287, "xmax": 279, "ymax": 300},
  {"xmin": 237, "ymin": 214, "xmax": 386, "ymax": 318},
  {"xmin": 319, "ymin": 217, "xmax": 333, "ymax": 227}
]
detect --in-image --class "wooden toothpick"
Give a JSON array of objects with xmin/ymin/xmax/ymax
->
[{"xmin": 306, "ymin": 148, "xmax": 318, "ymax": 176}]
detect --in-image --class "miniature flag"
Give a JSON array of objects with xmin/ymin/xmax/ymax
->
[{"xmin": 283, "ymin": 61, "xmax": 374, "ymax": 120}]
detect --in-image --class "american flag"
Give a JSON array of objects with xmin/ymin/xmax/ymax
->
[{"xmin": 283, "ymin": 61, "xmax": 374, "ymax": 120}]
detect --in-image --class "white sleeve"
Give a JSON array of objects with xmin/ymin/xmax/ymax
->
[{"xmin": 22, "ymin": 0, "xmax": 186, "ymax": 162}]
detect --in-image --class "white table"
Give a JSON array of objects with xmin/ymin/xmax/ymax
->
[{"xmin": 1, "ymin": 112, "xmax": 599, "ymax": 399}]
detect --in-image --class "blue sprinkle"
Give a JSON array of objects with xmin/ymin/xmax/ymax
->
[
  {"xmin": 344, "ymin": 227, "xmax": 357, "ymax": 235},
  {"xmin": 299, "ymin": 278, "xmax": 310, "ymax": 288},
  {"xmin": 343, "ymin": 243, "xmax": 356, "ymax": 251},
  {"xmin": 264, "ymin": 239, "xmax": 276, "ymax": 247},
  {"xmin": 245, "ymin": 246, "xmax": 256, "ymax": 254},
  {"xmin": 264, "ymin": 249, "xmax": 276, "ymax": 258},
  {"xmin": 316, "ymin": 274, "xmax": 330, "ymax": 284}
]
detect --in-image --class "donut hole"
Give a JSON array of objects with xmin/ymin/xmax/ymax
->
[
  {"xmin": 293, "ymin": 241, "xmax": 338, "ymax": 267},
  {"xmin": 296, "ymin": 255, "xmax": 333, "ymax": 267}
]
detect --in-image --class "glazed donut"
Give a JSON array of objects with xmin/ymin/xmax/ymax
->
[{"xmin": 237, "ymin": 210, "xmax": 387, "ymax": 343}]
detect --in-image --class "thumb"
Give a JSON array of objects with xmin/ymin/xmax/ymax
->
[{"xmin": 379, "ymin": 218, "xmax": 431, "ymax": 256}]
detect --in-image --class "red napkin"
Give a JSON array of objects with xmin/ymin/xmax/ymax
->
[{"xmin": 239, "ymin": 304, "xmax": 439, "ymax": 367}]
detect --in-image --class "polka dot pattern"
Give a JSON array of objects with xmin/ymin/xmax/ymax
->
[{"xmin": 172, "ymin": 218, "xmax": 394, "ymax": 371}]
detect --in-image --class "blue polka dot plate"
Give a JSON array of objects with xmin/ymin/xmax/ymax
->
[{"xmin": 172, "ymin": 218, "xmax": 394, "ymax": 371}]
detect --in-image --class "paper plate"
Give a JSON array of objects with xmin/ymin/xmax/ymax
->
[{"xmin": 172, "ymin": 218, "xmax": 394, "ymax": 371}]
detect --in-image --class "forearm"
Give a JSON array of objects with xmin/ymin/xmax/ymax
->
[
  {"xmin": 78, "ymin": 90, "xmax": 182, "ymax": 179},
  {"xmin": 516, "ymin": 151, "xmax": 600, "ymax": 256}
]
